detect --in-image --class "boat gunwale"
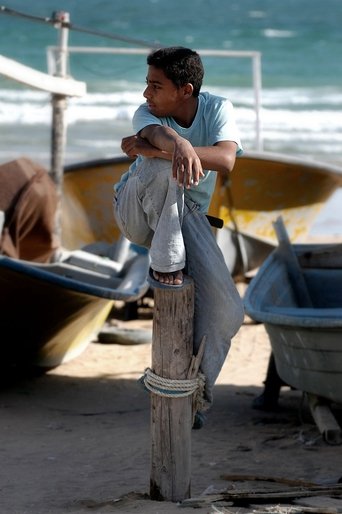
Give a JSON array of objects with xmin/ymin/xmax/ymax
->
[
  {"xmin": 0, "ymin": 255, "xmax": 149, "ymax": 302},
  {"xmin": 64, "ymin": 151, "xmax": 342, "ymax": 180},
  {"xmin": 244, "ymin": 243, "xmax": 342, "ymax": 328}
]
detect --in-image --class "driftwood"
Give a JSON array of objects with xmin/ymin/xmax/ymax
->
[
  {"xmin": 307, "ymin": 394, "xmax": 342, "ymax": 445},
  {"xmin": 253, "ymin": 506, "xmax": 342, "ymax": 513},
  {"xmin": 220, "ymin": 474, "xmax": 318, "ymax": 488},
  {"xmin": 180, "ymin": 483, "xmax": 342, "ymax": 508}
]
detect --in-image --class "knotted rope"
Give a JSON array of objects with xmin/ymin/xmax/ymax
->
[
  {"xmin": 142, "ymin": 367, "xmax": 206, "ymax": 414},
  {"xmin": 143, "ymin": 367, "xmax": 205, "ymax": 398},
  {"xmin": 141, "ymin": 335, "xmax": 208, "ymax": 414}
]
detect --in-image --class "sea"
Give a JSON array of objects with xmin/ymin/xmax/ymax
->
[{"xmin": 1, "ymin": 0, "xmax": 342, "ymax": 235}]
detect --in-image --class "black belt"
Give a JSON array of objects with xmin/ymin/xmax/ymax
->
[{"xmin": 206, "ymin": 215, "xmax": 224, "ymax": 229}]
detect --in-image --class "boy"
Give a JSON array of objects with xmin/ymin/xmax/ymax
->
[{"xmin": 114, "ymin": 47, "xmax": 244, "ymax": 426}]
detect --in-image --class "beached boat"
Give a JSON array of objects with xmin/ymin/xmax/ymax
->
[
  {"xmin": 0, "ymin": 157, "xmax": 149, "ymax": 370},
  {"xmin": 62, "ymin": 152, "xmax": 342, "ymax": 278},
  {"xmin": 0, "ymin": 245, "xmax": 149, "ymax": 370},
  {"xmin": 244, "ymin": 238, "xmax": 342, "ymax": 407}
]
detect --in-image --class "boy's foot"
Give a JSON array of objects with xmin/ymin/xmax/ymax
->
[{"xmin": 152, "ymin": 269, "xmax": 183, "ymax": 286}]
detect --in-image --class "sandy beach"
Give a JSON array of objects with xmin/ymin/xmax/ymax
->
[{"xmin": 1, "ymin": 276, "xmax": 342, "ymax": 514}]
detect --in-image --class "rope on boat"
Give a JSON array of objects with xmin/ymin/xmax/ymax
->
[{"xmin": 0, "ymin": 5, "xmax": 159, "ymax": 48}]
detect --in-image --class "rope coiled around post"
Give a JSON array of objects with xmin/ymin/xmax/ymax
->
[
  {"xmin": 141, "ymin": 336, "xmax": 208, "ymax": 415},
  {"xmin": 142, "ymin": 367, "xmax": 205, "ymax": 401}
]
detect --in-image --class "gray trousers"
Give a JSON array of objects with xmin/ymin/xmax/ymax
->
[{"xmin": 114, "ymin": 158, "xmax": 244, "ymax": 407}]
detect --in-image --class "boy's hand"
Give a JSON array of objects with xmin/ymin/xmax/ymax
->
[
  {"xmin": 135, "ymin": 125, "xmax": 205, "ymax": 187},
  {"xmin": 121, "ymin": 135, "xmax": 160, "ymax": 158},
  {"xmin": 172, "ymin": 138, "xmax": 204, "ymax": 188}
]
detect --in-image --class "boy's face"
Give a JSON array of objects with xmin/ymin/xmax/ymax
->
[{"xmin": 143, "ymin": 65, "xmax": 185, "ymax": 118}]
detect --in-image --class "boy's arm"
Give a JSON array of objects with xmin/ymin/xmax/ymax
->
[
  {"xmin": 192, "ymin": 141, "xmax": 237, "ymax": 175},
  {"xmin": 122, "ymin": 124, "xmax": 203, "ymax": 189},
  {"xmin": 121, "ymin": 124, "xmax": 237, "ymax": 188},
  {"xmin": 121, "ymin": 133, "xmax": 169, "ymax": 160}
]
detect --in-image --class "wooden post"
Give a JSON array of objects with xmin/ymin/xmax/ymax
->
[
  {"xmin": 150, "ymin": 276, "xmax": 194, "ymax": 502},
  {"xmin": 50, "ymin": 11, "xmax": 70, "ymax": 242},
  {"xmin": 51, "ymin": 93, "xmax": 67, "ymax": 241}
]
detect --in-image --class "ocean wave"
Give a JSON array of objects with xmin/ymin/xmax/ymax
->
[
  {"xmin": 259, "ymin": 107, "xmax": 342, "ymax": 132},
  {"xmin": 2, "ymin": 86, "xmax": 342, "ymax": 126},
  {"xmin": 4, "ymin": 103, "xmax": 341, "ymax": 134},
  {"xmin": 262, "ymin": 29, "xmax": 296, "ymax": 38}
]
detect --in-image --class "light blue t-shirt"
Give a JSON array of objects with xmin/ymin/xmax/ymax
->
[{"xmin": 115, "ymin": 91, "xmax": 243, "ymax": 213}]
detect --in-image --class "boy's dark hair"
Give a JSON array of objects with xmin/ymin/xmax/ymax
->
[{"xmin": 147, "ymin": 47, "xmax": 204, "ymax": 97}]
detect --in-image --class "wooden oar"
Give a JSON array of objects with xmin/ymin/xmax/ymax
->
[{"xmin": 273, "ymin": 216, "xmax": 313, "ymax": 308}]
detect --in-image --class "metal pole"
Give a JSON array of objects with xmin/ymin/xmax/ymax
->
[
  {"xmin": 50, "ymin": 11, "xmax": 70, "ymax": 241},
  {"xmin": 253, "ymin": 53, "xmax": 263, "ymax": 151}
]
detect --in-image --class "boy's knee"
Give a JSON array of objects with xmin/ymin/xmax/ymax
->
[
  {"xmin": 138, "ymin": 157, "xmax": 172, "ymax": 174},
  {"xmin": 137, "ymin": 158, "xmax": 173, "ymax": 190}
]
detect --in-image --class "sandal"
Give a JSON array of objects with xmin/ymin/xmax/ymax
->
[{"xmin": 148, "ymin": 267, "xmax": 184, "ymax": 288}]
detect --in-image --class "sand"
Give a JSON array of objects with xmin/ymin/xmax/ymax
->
[{"xmin": 1, "ymin": 282, "xmax": 342, "ymax": 514}]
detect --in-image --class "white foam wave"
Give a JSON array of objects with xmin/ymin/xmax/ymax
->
[
  {"xmin": 209, "ymin": 86, "xmax": 342, "ymax": 108},
  {"xmin": 0, "ymin": 90, "xmax": 49, "ymax": 102},
  {"xmin": 69, "ymin": 90, "xmax": 143, "ymax": 106},
  {"xmin": 260, "ymin": 107, "xmax": 342, "ymax": 132},
  {"xmin": 262, "ymin": 29, "xmax": 296, "ymax": 38},
  {"xmin": 2, "ymin": 98, "xmax": 341, "ymax": 130}
]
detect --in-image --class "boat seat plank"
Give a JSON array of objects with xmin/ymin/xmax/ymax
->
[
  {"xmin": 57, "ymin": 249, "xmax": 123, "ymax": 275},
  {"xmin": 38, "ymin": 261, "xmax": 123, "ymax": 288},
  {"xmin": 299, "ymin": 244, "xmax": 342, "ymax": 269}
]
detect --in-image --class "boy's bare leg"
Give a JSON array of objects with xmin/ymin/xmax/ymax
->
[{"xmin": 152, "ymin": 269, "xmax": 183, "ymax": 285}]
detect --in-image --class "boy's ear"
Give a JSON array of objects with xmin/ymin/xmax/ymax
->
[{"xmin": 183, "ymin": 83, "xmax": 194, "ymax": 98}]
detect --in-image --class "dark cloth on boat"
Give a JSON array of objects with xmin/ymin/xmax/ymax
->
[{"xmin": 0, "ymin": 158, "xmax": 59, "ymax": 262}]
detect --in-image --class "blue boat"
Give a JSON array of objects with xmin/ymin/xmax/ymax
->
[
  {"xmin": 244, "ymin": 240, "xmax": 342, "ymax": 406},
  {"xmin": 0, "ymin": 239, "xmax": 149, "ymax": 370}
]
